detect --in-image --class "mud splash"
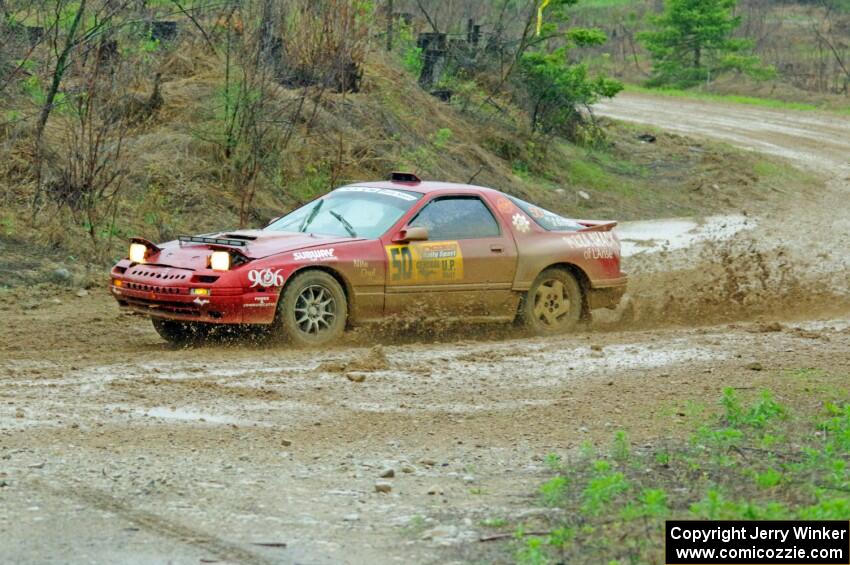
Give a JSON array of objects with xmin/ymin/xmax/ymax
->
[
  {"xmin": 596, "ymin": 92, "xmax": 850, "ymax": 330},
  {"xmin": 617, "ymin": 215, "xmax": 754, "ymax": 260},
  {"xmin": 615, "ymin": 222, "xmax": 850, "ymax": 329}
]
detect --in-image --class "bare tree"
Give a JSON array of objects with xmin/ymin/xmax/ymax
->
[
  {"xmin": 809, "ymin": 3, "xmax": 850, "ymax": 95},
  {"xmin": 45, "ymin": 35, "xmax": 136, "ymax": 257},
  {"xmin": 198, "ymin": 0, "xmax": 371, "ymax": 226},
  {"xmin": 29, "ymin": 0, "xmax": 135, "ymax": 216}
]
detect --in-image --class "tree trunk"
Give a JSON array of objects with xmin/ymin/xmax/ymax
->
[
  {"xmin": 32, "ymin": 0, "xmax": 87, "ymax": 217},
  {"xmin": 386, "ymin": 0, "xmax": 394, "ymax": 52},
  {"xmin": 35, "ymin": 0, "xmax": 87, "ymax": 141},
  {"xmin": 531, "ymin": 99, "xmax": 541, "ymax": 132}
]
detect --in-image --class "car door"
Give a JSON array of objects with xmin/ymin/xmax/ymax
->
[{"xmin": 383, "ymin": 194, "xmax": 520, "ymax": 321}]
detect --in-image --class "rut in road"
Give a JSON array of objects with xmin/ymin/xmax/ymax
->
[{"xmin": 27, "ymin": 478, "xmax": 282, "ymax": 565}]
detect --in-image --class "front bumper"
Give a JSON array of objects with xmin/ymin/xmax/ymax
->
[
  {"xmin": 587, "ymin": 276, "xmax": 628, "ymax": 310},
  {"xmin": 110, "ymin": 267, "xmax": 278, "ymax": 324}
]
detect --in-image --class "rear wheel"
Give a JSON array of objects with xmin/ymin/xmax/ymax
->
[
  {"xmin": 274, "ymin": 270, "xmax": 347, "ymax": 347},
  {"xmin": 519, "ymin": 268, "xmax": 583, "ymax": 335},
  {"xmin": 151, "ymin": 318, "xmax": 210, "ymax": 346}
]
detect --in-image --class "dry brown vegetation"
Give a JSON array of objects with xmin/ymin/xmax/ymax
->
[{"xmin": 0, "ymin": 0, "xmax": 818, "ymax": 286}]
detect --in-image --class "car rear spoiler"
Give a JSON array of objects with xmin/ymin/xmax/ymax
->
[{"xmin": 575, "ymin": 220, "xmax": 618, "ymax": 232}]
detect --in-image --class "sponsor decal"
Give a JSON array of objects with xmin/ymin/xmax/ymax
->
[
  {"xmin": 496, "ymin": 197, "xmax": 514, "ymax": 214},
  {"xmin": 546, "ymin": 213, "xmax": 578, "ymax": 227},
  {"xmin": 353, "ymin": 259, "xmax": 378, "ymax": 279},
  {"xmin": 512, "ymin": 213, "xmax": 531, "ymax": 233},
  {"xmin": 244, "ymin": 296, "xmax": 275, "ymax": 309},
  {"xmin": 293, "ymin": 247, "xmax": 336, "ymax": 262},
  {"xmin": 528, "ymin": 205, "xmax": 546, "ymax": 219},
  {"xmin": 562, "ymin": 232, "xmax": 619, "ymax": 260},
  {"xmin": 248, "ymin": 268, "xmax": 285, "ymax": 288},
  {"xmin": 385, "ymin": 241, "xmax": 464, "ymax": 283},
  {"xmin": 335, "ymin": 186, "xmax": 418, "ymax": 201},
  {"xmin": 193, "ymin": 297, "xmax": 209, "ymax": 306}
]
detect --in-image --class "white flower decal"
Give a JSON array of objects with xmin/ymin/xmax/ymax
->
[{"xmin": 512, "ymin": 213, "xmax": 531, "ymax": 233}]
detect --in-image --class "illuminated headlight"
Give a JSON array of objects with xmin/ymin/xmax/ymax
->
[
  {"xmin": 129, "ymin": 243, "xmax": 148, "ymax": 263},
  {"xmin": 209, "ymin": 251, "xmax": 231, "ymax": 271}
]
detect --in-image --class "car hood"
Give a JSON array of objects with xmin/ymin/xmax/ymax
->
[{"xmin": 152, "ymin": 230, "xmax": 361, "ymax": 269}]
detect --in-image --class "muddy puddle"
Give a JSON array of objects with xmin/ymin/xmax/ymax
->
[{"xmin": 617, "ymin": 214, "xmax": 755, "ymax": 259}]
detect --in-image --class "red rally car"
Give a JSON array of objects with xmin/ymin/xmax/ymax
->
[{"xmin": 110, "ymin": 173, "xmax": 627, "ymax": 345}]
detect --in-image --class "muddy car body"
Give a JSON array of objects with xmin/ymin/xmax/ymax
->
[{"xmin": 110, "ymin": 174, "xmax": 627, "ymax": 344}]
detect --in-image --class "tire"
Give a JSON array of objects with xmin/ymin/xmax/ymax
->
[
  {"xmin": 274, "ymin": 270, "xmax": 347, "ymax": 347},
  {"xmin": 151, "ymin": 318, "xmax": 210, "ymax": 346},
  {"xmin": 518, "ymin": 268, "xmax": 583, "ymax": 335}
]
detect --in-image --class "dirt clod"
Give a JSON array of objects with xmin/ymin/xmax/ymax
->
[
  {"xmin": 752, "ymin": 322, "xmax": 784, "ymax": 333},
  {"xmin": 348, "ymin": 346, "xmax": 389, "ymax": 372}
]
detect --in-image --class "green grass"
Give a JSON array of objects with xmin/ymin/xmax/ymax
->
[
  {"xmin": 625, "ymin": 84, "xmax": 850, "ymax": 116},
  {"xmin": 752, "ymin": 160, "xmax": 785, "ymax": 178},
  {"xmin": 547, "ymin": 140, "xmax": 645, "ymax": 198},
  {"xmin": 485, "ymin": 380, "xmax": 850, "ymax": 564}
]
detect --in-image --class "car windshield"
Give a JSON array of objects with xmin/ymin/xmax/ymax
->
[
  {"xmin": 265, "ymin": 186, "xmax": 422, "ymax": 239},
  {"xmin": 508, "ymin": 196, "xmax": 584, "ymax": 232}
]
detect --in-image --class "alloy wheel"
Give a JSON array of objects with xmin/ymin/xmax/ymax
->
[{"xmin": 294, "ymin": 284, "xmax": 337, "ymax": 335}]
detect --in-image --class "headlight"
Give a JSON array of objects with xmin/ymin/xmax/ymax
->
[
  {"xmin": 209, "ymin": 251, "xmax": 231, "ymax": 271},
  {"xmin": 129, "ymin": 243, "xmax": 148, "ymax": 263}
]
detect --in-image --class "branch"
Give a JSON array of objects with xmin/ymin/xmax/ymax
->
[
  {"xmin": 170, "ymin": 0, "xmax": 218, "ymax": 54},
  {"xmin": 466, "ymin": 165, "xmax": 484, "ymax": 184},
  {"xmin": 812, "ymin": 24, "xmax": 850, "ymax": 81},
  {"xmin": 415, "ymin": 0, "xmax": 439, "ymax": 33},
  {"xmin": 480, "ymin": 531, "xmax": 551, "ymax": 542}
]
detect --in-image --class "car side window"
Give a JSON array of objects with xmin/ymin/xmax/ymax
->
[{"xmin": 409, "ymin": 196, "xmax": 501, "ymax": 240}]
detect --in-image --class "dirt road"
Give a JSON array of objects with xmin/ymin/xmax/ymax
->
[
  {"xmin": 600, "ymin": 93, "xmax": 850, "ymax": 325},
  {"xmin": 2, "ymin": 94, "xmax": 849, "ymax": 564}
]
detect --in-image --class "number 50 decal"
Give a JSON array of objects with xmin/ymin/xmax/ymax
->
[
  {"xmin": 385, "ymin": 242, "xmax": 464, "ymax": 284},
  {"xmin": 388, "ymin": 246, "xmax": 413, "ymax": 281}
]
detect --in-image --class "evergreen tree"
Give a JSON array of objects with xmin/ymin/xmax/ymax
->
[
  {"xmin": 516, "ymin": 2, "xmax": 623, "ymax": 138},
  {"xmin": 640, "ymin": 0, "xmax": 772, "ymax": 87}
]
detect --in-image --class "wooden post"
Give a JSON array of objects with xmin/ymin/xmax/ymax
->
[{"xmin": 386, "ymin": 0, "xmax": 394, "ymax": 52}]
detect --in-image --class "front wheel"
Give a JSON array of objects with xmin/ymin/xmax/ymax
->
[
  {"xmin": 274, "ymin": 270, "xmax": 347, "ymax": 347},
  {"xmin": 151, "ymin": 318, "xmax": 210, "ymax": 346},
  {"xmin": 518, "ymin": 268, "xmax": 583, "ymax": 335}
]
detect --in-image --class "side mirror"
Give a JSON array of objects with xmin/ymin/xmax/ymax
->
[{"xmin": 393, "ymin": 226, "xmax": 429, "ymax": 243}]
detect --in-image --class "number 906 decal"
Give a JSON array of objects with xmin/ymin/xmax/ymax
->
[
  {"xmin": 248, "ymin": 268, "xmax": 284, "ymax": 288},
  {"xmin": 385, "ymin": 242, "xmax": 464, "ymax": 284}
]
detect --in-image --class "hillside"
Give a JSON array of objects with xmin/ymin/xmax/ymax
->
[{"xmin": 0, "ymin": 1, "xmax": 817, "ymax": 287}]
